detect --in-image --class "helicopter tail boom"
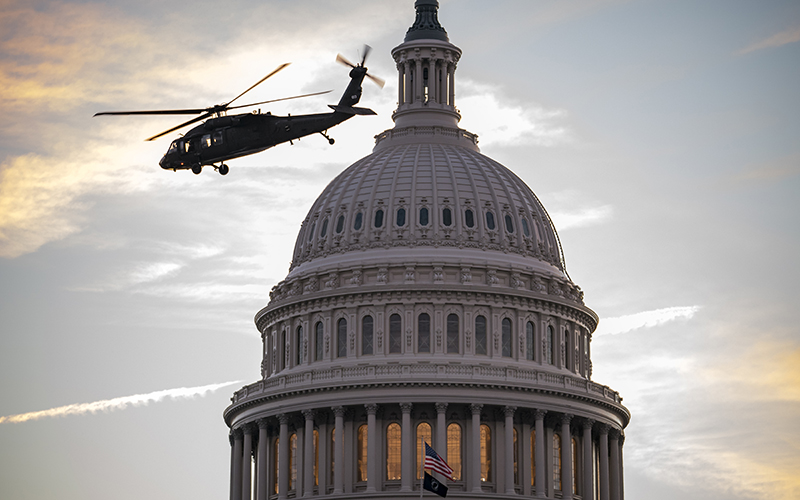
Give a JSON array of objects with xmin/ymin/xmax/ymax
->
[{"xmin": 328, "ymin": 105, "xmax": 376, "ymax": 115}]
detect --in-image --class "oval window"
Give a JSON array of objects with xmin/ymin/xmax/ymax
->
[
  {"xmin": 465, "ymin": 209, "xmax": 475, "ymax": 228},
  {"xmin": 374, "ymin": 209, "xmax": 384, "ymax": 228},
  {"xmin": 486, "ymin": 211, "xmax": 496, "ymax": 230},
  {"xmin": 505, "ymin": 214, "xmax": 514, "ymax": 233},
  {"xmin": 397, "ymin": 208, "xmax": 406, "ymax": 227},
  {"xmin": 336, "ymin": 215, "xmax": 345, "ymax": 234},
  {"xmin": 354, "ymin": 212, "xmax": 363, "ymax": 231},
  {"xmin": 419, "ymin": 207, "xmax": 429, "ymax": 226},
  {"xmin": 308, "ymin": 222, "xmax": 316, "ymax": 241},
  {"xmin": 521, "ymin": 218, "xmax": 530, "ymax": 237},
  {"xmin": 320, "ymin": 218, "xmax": 329, "ymax": 237},
  {"xmin": 443, "ymin": 208, "xmax": 452, "ymax": 227}
]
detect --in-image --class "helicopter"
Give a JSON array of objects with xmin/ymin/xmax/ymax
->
[{"xmin": 94, "ymin": 47, "xmax": 384, "ymax": 175}]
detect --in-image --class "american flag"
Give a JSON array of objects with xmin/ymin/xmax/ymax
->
[{"xmin": 424, "ymin": 442, "xmax": 454, "ymax": 478}]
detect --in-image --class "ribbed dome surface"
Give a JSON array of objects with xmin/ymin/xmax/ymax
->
[{"xmin": 289, "ymin": 143, "xmax": 566, "ymax": 278}]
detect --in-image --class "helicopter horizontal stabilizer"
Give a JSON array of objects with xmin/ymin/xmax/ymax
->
[{"xmin": 328, "ymin": 105, "xmax": 377, "ymax": 116}]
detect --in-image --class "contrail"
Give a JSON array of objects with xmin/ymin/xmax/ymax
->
[{"xmin": 0, "ymin": 380, "xmax": 242, "ymax": 424}]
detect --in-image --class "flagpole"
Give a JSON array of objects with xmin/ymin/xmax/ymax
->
[{"xmin": 420, "ymin": 442, "xmax": 425, "ymax": 500}]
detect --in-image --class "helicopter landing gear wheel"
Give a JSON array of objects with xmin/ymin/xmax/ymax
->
[
  {"xmin": 219, "ymin": 164, "xmax": 229, "ymax": 176},
  {"xmin": 191, "ymin": 164, "xmax": 202, "ymax": 175},
  {"xmin": 328, "ymin": 138, "xmax": 335, "ymax": 145},
  {"xmin": 320, "ymin": 131, "xmax": 335, "ymax": 145}
]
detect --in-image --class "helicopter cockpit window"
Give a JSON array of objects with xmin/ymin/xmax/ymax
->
[
  {"xmin": 184, "ymin": 140, "xmax": 195, "ymax": 153},
  {"xmin": 201, "ymin": 134, "xmax": 212, "ymax": 148},
  {"xmin": 212, "ymin": 131, "xmax": 224, "ymax": 146},
  {"xmin": 167, "ymin": 141, "xmax": 178, "ymax": 154}
]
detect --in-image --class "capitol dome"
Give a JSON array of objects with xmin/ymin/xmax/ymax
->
[{"xmin": 224, "ymin": 2, "xmax": 629, "ymax": 500}]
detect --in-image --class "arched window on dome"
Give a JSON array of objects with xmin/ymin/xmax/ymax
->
[
  {"xmin": 486, "ymin": 211, "xmax": 496, "ymax": 230},
  {"xmin": 419, "ymin": 207, "xmax": 429, "ymax": 226},
  {"xmin": 357, "ymin": 424, "xmax": 368, "ymax": 482},
  {"xmin": 389, "ymin": 314, "xmax": 402, "ymax": 353},
  {"xmin": 480, "ymin": 424, "xmax": 492, "ymax": 482},
  {"xmin": 290, "ymin": 432, "xmax": 297, "ymax": 490},
  {"xmin": 505, "ymin": 214, "xmax": 515, "ymax": 233},
  {"xmin": 386, "ymin": 423, "xmax": 402, "ymax": 480},
  {"xmin": 475, "ymin": 315, "xmax": 487, "ymax": 355},
  {"xmin": 335, "ymin": 214, "xmax": 345, "ymax": 234},
  {"xmin": 502, "ymin": 318, "xmax": 513, "ymax": 357},
  {"xmin": 308, "ymin": 221, "xmax": 316, "ymax": 241},
  {"xmin": 465, "ymin": 208, "xmax": 475, "ymax": 228},
  {"xmin": 296, "ymin": 326, "xmax": 303, "ymax": 366},
  {"xmin": 354, "ymin": 212, "xmax": 363, "ymax": 231},
  {"xmin": 521, "ymin": 218, "xmax": 531, "ymax": 237},
  {"xmin": 447, "ymin": 423, "xmax": 462, "ymax": 480},
  {"xmin": 337, "ymin": 318, "xmax": 347, "ymax": 358},
  {"xmin": 362, "ymin": 315, "xmax": 374, "ymax": 355},
  {"xmin": 416, "ymin": 422, "xmax": 432, "ymax": 479},
  {"xmin": 553, "ymin": 433, "xmax": 562, "ymax": 491},
  {"xmin": 315, "ymin": 322, "xmax": 324, "ymax": 361},
  {"xmin": 418, "ymin": 313, "xmax": 431, "ymax": 353},
  {"xmin": 526, "ymin": 321, "xmax": 535, "ymax": 361},
  {"xmin": 546, "ymin": 325, "xmax": 555, "ymax": 365},
  {"xmin": 442, "ymin": 207, "xmax": 453, "ymax": 226},
  {"xmin": 320, "ymin": 217, "xmax": 329, "ymax": 238},
  {"xmin": 446, "ymin": 313, "xmax": 459, "ymax": 353},
  {"xmin": 396, "ymin": 208, "xmax": 406, "ymax": 227},
  {"xmin": 374, "ymin": 209, "xmax": 384, "ymax": 228}
]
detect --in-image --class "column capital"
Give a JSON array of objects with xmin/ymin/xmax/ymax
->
[
  {"xmin": 435, "ymin": 402, "xmax": 448, "ymax": 414},
  {"xmin": 470, "ymin": 403, "xmax": 483, "ymax": 415},
  {"xmin": 301, "ymin": 409, "xmax": 316, "ymax": 421},
  {"xmin": 533, "ymin": 408, "xmax": 547, "ymax": 420},
  {"xmin": 504, "ymin": 405, "xmax": 517, "ymax": 418},
  {"xmin": 231, "ymin": 427, "xmax": 244, "ymax": 439},
  {"xmin": 609, "ymin": 427, "xmax": 621, "ymax": 440},
  {"xmin": 598, "ymin": 423, "xmax": 610, "ymax": 435},
  {"xmin": 331, "ymin": 405, "xmax": 346, "ymax": 417},
  {"xmin": 400, "ymin": 402, "xmax": 413, "ymax": 414},
  {"xmin": 582, "ymin": 418, "xmax": 595, "ymax": 430},
  {"xmin": 365, "ymin": 403, "xmax": 379, "ymax": 415},
  {"xmin": 277, "ymin": 413, "xmax": 290, "ymax": 425},
  {"xmin": 560, "ymin": 413, "xmax": 574, "ymax": 426}
]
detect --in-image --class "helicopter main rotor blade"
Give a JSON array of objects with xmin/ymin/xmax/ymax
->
[
  {"xmin": 225, "ymin": 90, "xmax": 333, "ymax": 111},
  {"xmin": 94, "ymin": 109, "xmax": 207, "ymax": 116},
  {"xmin": 225, "ymin": 62, "xmax": 291, "ymax": 108},
  {"xmin": 145, "ymin": 112, "xmax": 212, "ymax": 142}
]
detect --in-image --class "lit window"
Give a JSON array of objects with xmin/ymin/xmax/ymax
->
[
  {"xmin": 357, "ymin": 425, "xmax": 368, "ymax": 482},
  {"xmin": 418, "ymin": 313, "xmax": 431, "ymax": 353},
  {"xmin": 212, "ymin": 131, "xmax": 224, "ymax": 145},
  {"xmin": 337, "ymin": 318, "xmax": 347, "ymax": 358},
  {"xmin": 396, "ymin": 208, "xmax": 406, "ymax": 227},
  {"xmin": 387, "ymin": 423, "xmax": 402, "ymax": 480},
  {"xmin": 419, "ymin": 207, "xmax": 429, "ymax": 226},
  {"xmin": 389, "ymin": 314, "xmax": 402, "ymax": 354},
  {"xmin": 443, "ymin": 207, "xmax": 452, "ymax": 226},
  {"xmin": 330, "ymin": 428, "xmax": 335, "ymax": 480},
  {"xmin": 362, "ymin": 316, "xmax": 374, "ymax": 355},
  {"xmin": 465, "ymin": 209, "xmax": 475, "ymax": 228},
  {"xmin": 513, "ymin": 427, "xmax": 519, "ymax": 484},
  {"xmin": 480, "ymin": 424, "xmax": 492, "ymax": 482},
  {"xmin": 168, "ymin": 141, "xmax": 178, "ymax": 154},
  {"xmin": 530, "ymin": 429, "xmax": 536, "ymax": 487},
  {"xmin": 354, "ymin": 212, "xmax": 363, "ymax": 231},
  {"xmin": 553, "ymin": 433, "xmax": 562, "ymax": 490},
  {"xmin": 201, "ymin": 134, "xmax": 212, "ymax": 148},
  {"xmin": 416, "ymin": 422, "xmax": 432, "ymax": 479},
  {"xmin": 446, "ymin": 314, "xmax": 459, "ymax": 353},
  {"xmin": 502, "ymin": 318, "xmax": 512, "ymax": 357},
  {"xmin": 374, "ymin": 209, "xmax": 384, "ymax": 228},
  {"xmin": 273, "ymin": 437, "xmax": 280, "ymax": 494},
  {"xmin": 475, "ymin": 315, "xmax": 487, "ymax": 355},
  {"xmin": 572, "ymin": 437, "xmax": 579, "ymax": 494},
  {"xmin": 290, "ymin": 433, "xmax": 297, "ymax": 490},
  {"xmin": 486, "ymin": 211, "xmax": 496, "ymax": 230},
  {"xmin": 447, "ymin": 423, "xmax": 462, "ymax": 480},
  {"xmin": 313, "ymin": 429, "xmax": 319, "ymax": 486}
]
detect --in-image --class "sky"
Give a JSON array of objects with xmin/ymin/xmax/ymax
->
[{"xmin": 1, "ymin": 0, "xmax": 799, "ymax": 499}]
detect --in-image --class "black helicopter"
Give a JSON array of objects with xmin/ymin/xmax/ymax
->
[{"xmin": 94, "ymin": 48, "xmax": 384, "ymax": 175}]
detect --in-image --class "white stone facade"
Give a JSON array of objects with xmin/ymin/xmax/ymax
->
[{"xmin": 224, "ymin": 2, "xmax": 629, "ymax": 500}]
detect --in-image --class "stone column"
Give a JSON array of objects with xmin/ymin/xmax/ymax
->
[
  {"xmin": 256, "ymin": 420, "xmax": 269, "ymax": 500},
  {"xmin": 470, "ymin": 403, "xmax": 483, "ymax": 493},
  {"xmin": 598, "ymin": 425, "xmax": 609, "ymax": 500},
  {"xmin": 242, "ymin": 425, "xmax": 254, "ymax": 500},
  {"xmin": 231, "ymin": 428, "xmax": 243, "ymax": 500},
  {"xmin": 400, "ymin": 403, "xmax": 413, "ymax": 492},
  {"xmin": 404, "ymin": 61, "xmax": 412, "ymax": 105},
  {"xmin": 428, "ymin": 58, "xmax": 436, "ymax": 103},
  {"xmin": 436, "ymin": 403, "xmax": 448, "ymax": 460},
  {"xmin": 332, "ymin": 406, "xmax": 345, "ymax": 494},
  {"xmin": 533, "ymin": 410, "xmax": 546, "ymax": 498},
  {"xmin": 366, "ymin": 404, "xmax": 379, "ymax": 493},
  {"xmin": 448, "ymin": 63, "xmax": 455, "ymax": 107},
  {"xmin": 619, "ymin": 435, "xmax": 625, "ymax": 500},
  {"xmin": 397, "ymin": 63, "xmax": 404, "ymax": 106},
  {"xmin": 561, "ymin": 415, "xmax": 574, "ymax": 500},
  {"xmin": 277, "ymin": 414, "xmax": 290, "ymax": 499},
  {"xmin": 415, "ymin": 58, "xmax": 423, "ymax": 103},
  {"xmin": 504, "ymin": 406, "xmax": 517, "ymax": 494},
  {"xmin": 609, "ymin": 429, "xmax": 621, "ymax": 500},
  {"xmin": 302, "ymin": 410, "xmax": 315, "ymax": 497},
  {"xmin": 582, "ymin": 419, "xmax": 595, "ymax": 500}
]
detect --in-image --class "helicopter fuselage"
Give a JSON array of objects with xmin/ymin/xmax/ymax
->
[{"xmin": 158, "ymin": 110, "xmax": 353, "ymax": 172}]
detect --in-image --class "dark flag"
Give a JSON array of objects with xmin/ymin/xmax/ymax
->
[{"xmin": 423, "ymin": 471, "xmax": 448, "ymax": 498}]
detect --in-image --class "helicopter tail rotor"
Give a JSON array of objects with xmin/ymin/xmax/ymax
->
[{"xmin": 336, "ymin": 45, "xmax": 385, "ymax": 88}]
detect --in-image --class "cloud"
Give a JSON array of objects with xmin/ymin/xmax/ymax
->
[
  {"xmin": 595, "ymin": 305, "xmax": 701, "ymax": 336},
  {"xmin": 0, "ymin": 381, "xmax": 242, "ymax": 424},
  {"xmin": 550, "ymin": 204, "xmax": 613, "ymax": 230},
  {"xmin": 739, "ymin": 26, "xmax": 800, "ymax": 54}
]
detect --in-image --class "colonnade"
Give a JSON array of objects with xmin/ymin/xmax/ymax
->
[
  {"xmin": 395, "ymin": 48, "xmax": 459, "ymax": 108},
  {"xmin": 228, "ymin": 402, "xmax": 624, "ymax": 500}
]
